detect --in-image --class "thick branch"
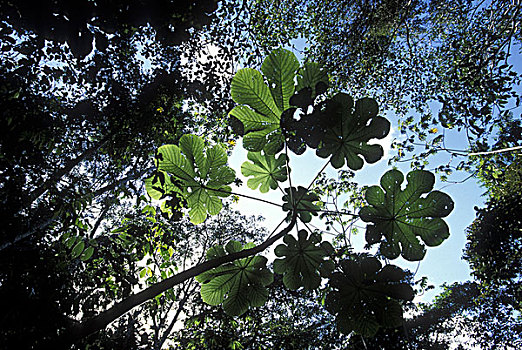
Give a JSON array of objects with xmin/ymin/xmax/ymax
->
[
  {"xmin": 0, "ymin": 217, "xmax": 55, "ymax": 251},
  {"xmin": 63, "ymin": 215, "xmax": 297, "ymax": 346}
]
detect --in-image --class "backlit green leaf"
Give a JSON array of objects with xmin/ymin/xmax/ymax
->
[
  {"xmin": 71, "ymin": 241, "xmax": 85, "ymax": 259},
  {"xmin": 261, "ymin": 48, "xmax": 299, "ymax": 111},
  {"xmin": 360, "ymin": 169, "xmax": 454, "ymax": 261},
  {"xmin": 148, "ymin": 134, "xmax": 235, "ymax": 224},
  {"xmin": 230, "ymin": 50, "xmax": 300, "ymax": 154},
  {"xmin": 274, "ymin": 230, "xmax": 334, "ymax": 290},
  {"xmin": 241, "ymin": 151, "xmax": 289, "ymax": 193},
  {"xmin": 80, "ymin": 246, "xmax": 94, "ymax": 261},
  {"xmin": 196, "ymin": 241, "xmax": 273, "ymax": 316}
]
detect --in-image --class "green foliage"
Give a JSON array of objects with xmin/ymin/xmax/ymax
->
[
  {"xmin": 463, "ymin": 193, "xmax": 522, "ymax": 308},
  {"xmin": 71, "ymin": 241, "xmax": 85, "ymax": 259},
  {"xmin": 325, "ymin": 256, "xmax": 414, "ymax": 337},
  {"xmin": 241, "ymin": 151, "xmax": 288, "ymax": 193},
  {"xmin": 229, "ymin": 49, "xmax": 299, "ymax": 154},
  {"xmin": 144, "ymin": 171, "xmax": 182, "ymax": 200},
  {"xmin": 196, "ymin": 241, "xmax": 273, "ymax": 316},
  {"xmin": 316, "ymin": 94, "xmax": 390, "ymax": 170},
  {"xmin": 282, "ymin": 186, "xmax": 321, "ymax": 223},
  {"xmin": 273, "ymin": 230, "xmax": 334, "ymax": 290},
  {"xmin": 61, "ymin": 232, "xmax": 96, "ymax": 262},
  {"xmin": 253, "ymin": 0, "xmax": 522, "ymax": 178},
  {"xmin": 360, "ymin": 170, "xmax": 454, "ymax": 261},
  {"xmin": 148, "ymin": 134, "xmax": 235, "ymax": 224},
  {"xmin": 296, "ymin": 62, "xmax": 329, "ymax": 97},
  {"xmin": 261, "ymin": 47, "xmax": 300, "ymax": 111}
]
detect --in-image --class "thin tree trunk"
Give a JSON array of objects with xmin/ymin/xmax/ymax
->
[
  {"xmin": 156, "ymin": 282, "xmax": 197, "ymax": 349},
  {"xmin": 1, "ymin": 167, "xmax": 152, "ymax": 252},
  {"xmin": 25, "ymin": 135, "xmax": 111, "ymax": 207}
]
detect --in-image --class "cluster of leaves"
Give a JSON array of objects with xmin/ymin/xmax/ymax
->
[
  {"xmin": 173, "ymin": 277, "xmax": 348, "ymax": 350},
  {"xmin": 245, "ymin": 0, "xmax": 522, "ymax": 182},
  {"xmin": 463, "ymin": 193, "xmax": 522, "ymax": 310},
  {"xmin": 0, "ymin": 0, "xmax": 219, "ymax": 58},
  {"xmin": 151, "ymin": 48, "xmax": 459, "ymax": 342},
  {"xmin": 0, "ymin": 0, "xmax": 248, "ymax": 346},
  {"xmin": 230, "ymin": 48, "xmax": 390, "ymax": 168},
  {"xmin": 0, "ymin": 0, "xmax": 464, "ymax": 342},
  {"xmin": 164, "ymin": 48, "xmax": 455, "ymax": 341}
]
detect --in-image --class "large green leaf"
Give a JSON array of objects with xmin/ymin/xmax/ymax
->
[
  {"xmin": 262, "ymin": 48, "xmax": 300, "ymax": 111},
  {"xmin": 229, "ymin": 49, "xmax": 300, "ymax": 154},
  {"xmin": 316, "ymin": 94, "xmax": 390, "ymax": 170},
  {"xmin": 273, "ymin": 230, "xmax": 334, "ymax": 290},
  {"xmin": 325, "ymin": 256, "xmax": 414, "ymax": 337},
  {"xmin": 196, "ymin": 241, "xmax": 273, "ymax": 316},
  {"xmin": 231, "ymin": 68, "xmax": 280, "ymax": 120},
  {"xmin": 147, "ymin": 134, "xmax": 235, "ymax": 224},
  {"xmin": 282, "ymin": 186, "xmax": 321, "ymax": 223},
  {"xmin": 360, "ymin": 170, "xmax": 454, "ymax": 261},
  {"xmin": 241, "ymin": 151, "xmax": 288, "ymax": 193}
]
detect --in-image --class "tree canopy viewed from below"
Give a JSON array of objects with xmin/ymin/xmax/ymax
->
[{"xmin": 0, "ymin": 0, "xmax": 520, "ymax": 349}]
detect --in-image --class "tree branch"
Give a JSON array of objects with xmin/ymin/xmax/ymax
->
[
  {"xmin": 1, "ymin": 167, "xmax": 153, "ymax": 252},
  {"xmin": 468, "ymin": 145, "xmax": 522, "ymax": 156},
  {"xmin": 25, "ymin": 135, "xmax": 111, "ymax": 207},
  {"xmin": 62, "ymin": 214, "xmax": 298, "ymax": 346}
]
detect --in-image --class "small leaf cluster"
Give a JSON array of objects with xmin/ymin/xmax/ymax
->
[{"xmin": 62, "ymin": 232, "xmax": 95, "ymax": 261}]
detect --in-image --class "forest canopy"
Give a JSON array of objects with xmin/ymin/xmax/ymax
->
[{"xmin": 0, "ymin": 0, "xmax": 521, "ymax": 349}]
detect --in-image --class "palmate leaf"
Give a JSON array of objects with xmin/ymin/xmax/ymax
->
[
  {"xmin": 196, "ymin": 241, "xmax": 273, "ymax": 316},
  {"xmin": 273, "ymin": 230, "xmax": 334, "ymax": 290},
  {"xmin": 281, "ymin": 92, "xmax": 344, "ymax": 154},
  {"xmin": 229, "ymin": 49, "xmax": 299, "ymax": 154},
  {"xmin": 282, "ymin": 186, "xmax": 321, "ymax": 223},
  {"xmin": 325, "ymin": 256, "xmax": 414, "ymax": 337},
  {"xmin": 316, "ymin": 93, "xmax": 391, "ymax": 170},
  {"xmin": 241, "ymin": 151, "xmax": 289, "ymax": 193},
  {"xmin": 360, "ymin": 170, "xmax": 454, "ymax": 261},
  {"xmin": 146, "ymin": 134, "xmax": 235, "ymax": 224}
]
